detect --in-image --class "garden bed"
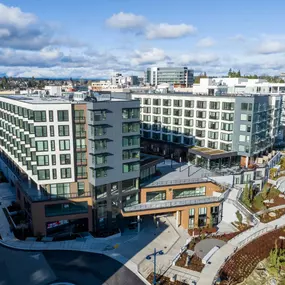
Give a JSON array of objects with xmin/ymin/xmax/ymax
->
[
  {"xmin": 259, "ymin": 208, "xmax": 285, "ymax": 223},
  {"xmin": 188, "ymin": 227, "xmax": 217, "ymax": 236},
  {"xmin": 218, "ymin": 227, "xmax": 285, "ymax": 284},
  {"xmin": 147, "ymin": 273, "xmax": 187, "ymax": 285},
  {"xmin": 176, "ymin": 252, "xmax": 204, "ymax": 272}
]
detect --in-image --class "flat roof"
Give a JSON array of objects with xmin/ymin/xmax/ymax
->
[
  {"xmin": 141, "ymin": 159, "xmax": 214, "ymax": 187},
  {"xmin": 188, "ymin": 147, "xmax": 237, "ymax": 159},
  {"xmin": 140, "ymin": 153, "xmax": 164, "ymax": 169},
  {"xmin": 0, "ymin": 94, "xmax": 135, "ymax": 104}
]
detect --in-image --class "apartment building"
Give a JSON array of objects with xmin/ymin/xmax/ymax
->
[
  {"xmin": 87, "ymin": 99, "xmax": 141, "ymax": 233},
  {"xmin": 132, "ymin": 93, "xmax": 282, "ymax": 168},
  {"xmin": 145, "ymin": 67, "xmax": 194, "ymax": 87},
  {"xmin": 0, "ymin": 94, "xmax": 140, "ymax": 236}
]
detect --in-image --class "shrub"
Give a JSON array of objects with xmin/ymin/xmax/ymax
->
[
  {"xmin": 252, "ymin": 194, "xmax": 266, "ymax": 211},
  {"xmin": 235, "ymin": 211, "xmax": 243, "ymax": 225}
]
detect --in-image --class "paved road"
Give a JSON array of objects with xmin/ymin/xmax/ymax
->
[{"xmin": 0, "ymin": 245, "xmax": 145, "ymax": 285}]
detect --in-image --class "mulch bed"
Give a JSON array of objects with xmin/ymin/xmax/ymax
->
[
  {"xmin": 188, "ymin": 227, "xmax": 217, "ymax": 236},
  {"xmin": 176, "ymin": 253, "xmax": 204, "ymax": 272},
  {"xmin": 147, "ymin": 273, "xmax": 187, "ymax": 285},
  {"xmin": 259, "ymin": 208, "xmax": 285, "ymax": 223},
  {"xmin": 219, "ymin": 227, "xmax": 285, "ymax": 284}
]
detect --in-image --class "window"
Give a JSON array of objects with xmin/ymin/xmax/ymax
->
[
  {"xmin": 173, "ymin": 187, "xmax": 206, "ymax": 198},
  {"xmin": 59, "ymin": 140, "xmax": 70, "ymax": 150},
  {"xmin": 92, "ymin": 110, "xmax": 106, "ymax": 121},
  {"xmin": 52, "ymin": 155, "xmax": 56, "ymax": 165},
  {"xmin": 51, "ymin": 140, "xmax": 55, "ymax": 151},
  {"xmin": 220, "ymin": 142, "xmax": 232, "ymax": 151},
  {"xmin": 146, "ymin": 191, "xmax": 166, "ymax": 202},
  {"xmin": 122, "ymin": 149, "xmax": 140, "ymax": 160},
  {"xmin": 60, "ymin": 154, "xmax": 71, "ymax": 165},
  {"xmin": 122, "ymin": 178, "xmax": 138, "ymax": 191},
  {"xmin": 52, "ymin": 169, "xmax": 57, "ymax": 179},
  {"xmin": 153, "ymin": 99, "xmax": 161, "ymax": 106},
  {"xmin": 95, "ymin": 168, "xmax": 108, "ymax": 178},
  {"xmin": 49, "ymin": 110, "xmax": 53, "ymax": 122},
  {"xmin": 50, "ymin": 183, "xmax": 70, "ymax": 196},
  {"xmin": 220, "ymin": 133, "xmax": 233, "ymax": 141},
  {"xmin": 222, "ymin": 102, "xmax": 234, "ymax": 110},
  {"xmin": 94, "ymin": 185, "xmax": 107, "ymax": 199},
  {"xmin": 123, "ymin": 162, "xmax": 139, "ymax": 173},
  {"xmin": 208, "ymin": 131, "xmax": 218, "ymax": 139},
  {"xmin": 196, "ymin": 120, "xmax": 206, "ymax": 128},
  {"xmin": 38, "ymin": 169, "xmax": 50, "ymax": 180},
  {"xmin": 239, "ymin": 135, "xmax": 246, "ymax": 142},
  {"xmin": 209, "ymin": 102, "xmax": 220, "ymax": 110},
  {"xmin": 78, "ymin": 182, "xmax": 85, "ymax": 196},
  {"xmin": 143, "ymin": 107, "xmax": 151, "ymax": 113},
  {"xmin": 92, "ymin": 126, "xmax": 107, "ymax": 136},
  {"xmin": 163, "ymin": 99, "xmax": 171, "ymax": 106},
  {"xmin": 196, "ymin": 111, "xmax": 206, "ymax": 118},
  {"xmin": 122, "ymin": 136, "xmax": 140, "ymax": 147},
  {"xmin": 221, "ymin": 113, "xmax": 234, "ymax": 121},
  {"xmin": 240, "ymin": 124, "xmax": 247, "ymax": 131},
  {"xmin": 197, "ymin": 101, "xmax": 206, "ymax": 109},
  {"xmin": 153, "ymin": 107, "xmax": 161, "ymax": 114},
  {"xmin": 50, "ymin": 126, "xmax": 54, "ymax": 136},
  {"xmin": 45, "ymin": 201, "xmax": 88, "ymax": 217},
  {"xmin": 75, "ymin": 110, "xmax": 85, "ymax": 121},
  {"xmin": 61, "ymin": 168, "xmax": 71, "ymax": 179},
  {"xmin": 94, "ymin": 154, "xmax": 108, "ymax": 165},
  {"xmin": 221, "ymin": 123, "xmax": 233, "ymax": 131},
  {"xmin": 36, "ymin": 141, "xmax": 48, "ymax": 152},
  {"xmin": 122, "ymin": 122, "xmax": 140, "ymax": 133},
  {"xmin": 57, "ymin": 110, "xmax": 69, "ymax": 121},
  {"xmin": 35, "ymin": 126, "xmax": 47, "ymax": 137},
  {"xmin": 143, "ymin": 98, "xmax": 151, "ymax": 105},
  {"xmin": 76, "ymin": 138, "xmax": 86, "ymax": 150},
  {"xmin": 36, "ymin": 155, "xmax": 49, "ymax": 166},
  {"xmin": 94, "ymin": 139, "xmax": 107, "ymax": 151},
  {"xmin": 185, "ymin": 100, "xmax": 194, "ymax": 108},
  {"xmin": 58, "ymin": 125, "xmax": 69, "ymax": 136},
  {"xmin": 34, "ymin": 111, "xmax": 46, "ymax": 122},
  {"xmin": 241, "ymin": 103, "xmax": 252, "ymax": 111},
  {"xmin": 198, "ymin": 207, "xmax": 207, "ymax": 227},
  {"xmin": 174, "ymin": 100, "xmax": 182, "ymax": 107},
  {"xmin": 173, "ymin": 109, "xmax": 182, "ymax": 117},
  {"xmin": 77, "ymin": 166, "xmax": 87, "ymax": 178},
  {"xmin": 185, "ymin": 110, "xmax": 194, "ymax": 117},
  {"xmin": 122, "ymin": 108, "xmax": 140, "ymax": 119}
]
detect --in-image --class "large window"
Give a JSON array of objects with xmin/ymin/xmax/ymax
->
[
  {"xmin": 60, "ymin": 154, "xmax": 71, "ymax": 165},
  {"xmin": 34, "ymin": 111, "xmax": 46, "ymax": 122},
  {"xmin": 122, "ymin": 108, "xmax": 140, "ymax": 119},
  {"xmin": 94, "ymin": 154, "xmax": 108, "ymax": 165},
  {"xmin": 78, "ymin": 182, "xmax": 85, "ymax": 196},
  {"xmin": 38, "ymin": 169, "xmax": 50, "ymax": 180},
  {"xmin": 122, "ymin": 149, "xmax": 140, "ymax": 160},
  {"xmin": 94, "ymin": 139, "xmax": 108, "ymax": 151},
  {"xmin": 58, "ymin": 125, "xmax": 70, "ymax": 136},
  {"xmin": 122, "ymin": 136, "xmax": 140, "ymax": 147},
  {"xmin": 123, "ymin": 162, "xmax": 139, "ymax": 173},
  {"xmin": 36, "ymin": 141, "xmax": 48, "ymax": 152},
  {"xmin": 94, "ymin": 168, "xmax": 108, "ymax": 178},
  {"xmin": 57, "ymin": 110, "xmax": 69, "ymax": 121},
  {"xmin": 94, "ymin": 184, "xmax": 107, "ymax": 199},
  {"xmin": 50, "ymin": 183, "xmax": 70, "ymax": 196},
  {"xmin": 35, "ymin": 126, "xmax": 47, "ymax": 137},
  {"xmin": 59, "ymin": 140, "xmax": 70, "ymax": 150},
  {"xmin": 36, "ymin": 155, "xmax": 49, "ymax": 166},
  {"xmin": 60, "ymin": 168, "xmax": 72, "ymax": 179},
  {"xmin": 222, "ymin": 102, "xmax": 234, "ymax": 110},
  {"xmin": 45, "ymin": 201, "xmax": 88, "ymax": 217},
  {"xmin": 173, "ymin": 187, "xmax": 206, "ymax": 199},
  {"xmin": 77, "ymin": 166, "xmax": 87, "ymax": 178},
  {"xmin": 122, "ymin": 122, "xmax": 140, "ymax": 133},
  {"xmin": 198, "ymin": 207, "xmax": 207, "ymax": 227},
  {"xmin": 122, "ymin": 178, "xmax": 138, "ymax": 191},
  {"xmin": 92, "ymin": 126, "xmax": 107, "ymax": 136},
  {"xmin": 146, "ymin": 191, "xmax": 166, "ymax": 202}
]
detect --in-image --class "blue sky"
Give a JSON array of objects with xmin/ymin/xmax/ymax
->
[{"xmin": 1, "ymin": 0, "xmax": 285, "ymax": 78}]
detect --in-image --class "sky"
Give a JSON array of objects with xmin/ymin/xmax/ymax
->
[{"xmin": 1, "ymin": 0, "xmax": 285, "ymax": 78}]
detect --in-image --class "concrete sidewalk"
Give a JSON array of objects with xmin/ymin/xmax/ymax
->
[{"xmin": 198, "ymin": 215, "xmax": 285, "ymax": 285}]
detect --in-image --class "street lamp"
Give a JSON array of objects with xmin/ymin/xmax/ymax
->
[{"xmin": 146, "ymin": 248, "xmax": 164, "ymax": 285}]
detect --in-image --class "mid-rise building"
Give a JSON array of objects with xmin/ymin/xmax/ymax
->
[
  {"xmin": 145, "ymin": 67, "xmax": 194, "ymax": 87},
  {"xmin": 132, "ymin": 93, "xmax": 282, "ymax": 168},
  {"xmin": 0, "ymin": 93, "xmax": 140, "ymax": 236}
]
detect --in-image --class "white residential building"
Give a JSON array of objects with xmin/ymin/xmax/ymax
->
[{"xmin": 44, "ymin": 85, "xmax": 62, "ymax": 96}]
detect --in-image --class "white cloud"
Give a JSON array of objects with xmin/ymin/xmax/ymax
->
[
  {"xmin": 130, "ymin": 48, "xmax": 169, "ymax": 65},
  {"xmin": 106, "ymin": 12, "xmax": 146, "ymax": 30},
  {"xmin": 255, "ymin": 40, "xmax": 285, "ymax": 54},
  {"xmin": 178, "ymin": 53, "xmax": 219, "ymax": 65},
  {"xmin": 196, "ymin": 37, "xmax": 215, "ymax": 48},
  {"xmin": 146, "ymin": 23, "xmax": 196, "ymax": 40},
  {"xmin": 0, "ymin": 3, "xmax": 37, "ymax": 28}
]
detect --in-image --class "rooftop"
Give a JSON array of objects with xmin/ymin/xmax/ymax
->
[
  {"xmin": 141, "ymin": 159, "xmax": 214, "ymax": 187},
  {"xmin": 189, "ymin": 147, "xmax": 238, "ymax": 159},
  {"xmin": 0, "ymin": 94, "xmax": 134, "ymax": 104}
]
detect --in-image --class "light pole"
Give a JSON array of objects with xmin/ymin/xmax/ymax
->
[{"xmin": 146, "ymin": 248, "xmax": 164, "ymax": 285}]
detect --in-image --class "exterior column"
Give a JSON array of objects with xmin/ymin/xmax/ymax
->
[
  {"xmin": 207, "ymin": 159, "xmax": 211, "ymax": 170},
  {"xmin": 137, "ymin": 215, "xmax": 140, "ymax": 233},
  {"xmin": 176, "ymin": 211, "xmax": 180, "ymax": 228},
  {"xmin": 245, "ymin": 156, "xmax": 249, "ymax": 168}
]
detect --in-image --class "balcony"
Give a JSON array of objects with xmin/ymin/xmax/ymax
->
[
  {"xmin": 77, "ymin": 173, "xmax": 88, "ymax": 179},
  {"xmin": 75, "ymin": 131, "xmax": 86, "ymax": 138},
  {"xmin": 76, "ymin": 146, "xmax": 87, "ymax": 152},
  {"xmin": 76, "ymin": 159, "xmax": 87, "ymax": 166},
  {"xmin": 74, "ymin": 117, "xmax": 86, "ymax": 124}
]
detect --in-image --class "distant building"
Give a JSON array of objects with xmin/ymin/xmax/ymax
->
[
  {"xmin": 145, "ymin": 67, "xmax": 194, "ymax": 87},
  {"xmin": 45, "ymin": 85, "xmax": 62, "ymax": 96}
]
